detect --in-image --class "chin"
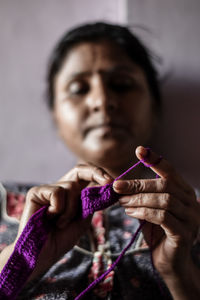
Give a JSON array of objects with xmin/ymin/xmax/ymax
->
[{"xmin": 82, "ymin": 139, "xmax": 134, "ymax": 168}]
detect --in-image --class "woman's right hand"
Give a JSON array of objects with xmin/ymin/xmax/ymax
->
[{"xmin": 14, "ymin": 164, "xmax": 113, "ymax": 280}]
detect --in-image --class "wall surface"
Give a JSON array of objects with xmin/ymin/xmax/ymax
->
[
  {"xmin": 0, "ymin": 0, "xmax": 126, "ymax": 183},
  {"xmin": 0, "ymin": 0, "xmax": 200, "ymax": 187},
  {"xmin": 127, "ymin": 0, "xmax": 200, "ymax": 187}
]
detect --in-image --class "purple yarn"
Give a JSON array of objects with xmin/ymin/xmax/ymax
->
[
  {"xmin": 0, "ymin": 206, "xmax": 50, "ymax": 300},
  {"xmin": 75, "ymin": 220, "xmax": 146, "ymax": 300},
  {"xmin": 77, "ymin": 155, "xmax": 163, "ymax": 299},
  {"xmin": 0, "ymin": 149, "xmax": 163, "ymax": 299},
  {"xmin": 81, "ymin": 156, "xmax": 162, "ymax": 220},
  {"xmin": 81, "ymin": 184, "xmax": 120, "ymax": 219},
  {"xmin": 81, "ymin": 160, "xmax": 143, "ymax": 219}
]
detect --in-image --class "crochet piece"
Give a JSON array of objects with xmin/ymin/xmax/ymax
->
[
  {"xmin": 81, "ymin": 160, "xmax": 145, "ymax": 219},
  {"xmin": 0, "ymin": 206, "xmax": 50, "ymax": 300},
  {"xmin": 81, "ymin": 183, "xmax": 120, "ymax": 219},
  {"xmin": 76, "ymin": 156, "xmax": 163, "ymax": 299},
  {"xmin": 0, "ymin": 150, "xmax": 163, "ymax": 300}
]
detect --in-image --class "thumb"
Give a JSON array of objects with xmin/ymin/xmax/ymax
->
[{"xmin": 135, "ymin": 146, "xmax": 171, "ymax": 179}]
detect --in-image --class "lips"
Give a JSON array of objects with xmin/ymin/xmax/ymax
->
[{"xmin": 83, "ymin": 120, "xmax": 129, "ymax": 136}]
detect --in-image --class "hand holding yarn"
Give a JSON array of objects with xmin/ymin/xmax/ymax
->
[
  {"xmin": 113, "ymin": 146, "xmax": 200, "ymax": 286},
  {"xmin": 16, "ymin": 164, "xmax": 113, "ymax": 281}
]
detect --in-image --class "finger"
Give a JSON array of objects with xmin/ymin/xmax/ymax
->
[
  {"xmin": 135, "ymin": 146, "xmax": 193, "ymax": 194},
  {"xmin": 119, "ymin": 193, "xmax": 188, "ymax": 222},
  {"xmin": 58, "ymin": 164, "xmax": 113, "ymax": 187},
  {"xmin": 113, "ymin": 178, "xmax": 191, "ymax": 205},
  {"xmin": 120, "ymin": 191, "xmax": 200, "ymax": 231},
  {"xmin": 124, "ymin": 207, "xmax": 193, "ymax": 244},
  {"xmin": 55, "ymin": 181, "xmax": 80, "ymax": 228},
  {"xmin": 18, "ymin": 185, "xmax": 66, "ymax": 235},
  {"xmin": 29, "ymin": 185, "xmax": 66, "ymax": 215}
]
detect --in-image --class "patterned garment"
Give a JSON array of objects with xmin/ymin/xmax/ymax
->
[{"xmin": 0, "ymin": 183, "xmax": 200, "ymax": 300}]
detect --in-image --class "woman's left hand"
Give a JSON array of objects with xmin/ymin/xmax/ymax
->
[{"xmin": 113, "ymin": 146, "xmax": 200, "ymax": 298}]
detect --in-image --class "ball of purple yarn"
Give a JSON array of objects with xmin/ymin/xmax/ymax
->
[{"xmin": 81, "ymin": 183, "xmax": 120, "ymax": 219}]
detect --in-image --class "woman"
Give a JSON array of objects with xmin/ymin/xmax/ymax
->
[{"xmin": 0, "ymin": 22, "xmax": 200, "ymax": 299}]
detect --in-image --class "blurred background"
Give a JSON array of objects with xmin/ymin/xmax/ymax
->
[{"xmin": 0, "ymin": 0, "xmax": 200, "ymax": 187}]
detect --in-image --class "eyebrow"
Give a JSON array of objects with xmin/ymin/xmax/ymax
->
[{"xmin": 67, "ymin": 65, "xmax": 137, "ymax": 81}]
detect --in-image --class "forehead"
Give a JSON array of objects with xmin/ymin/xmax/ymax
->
[{"xmin": 57, "ymin": 40, "xmax": 144, "ymax": 78}]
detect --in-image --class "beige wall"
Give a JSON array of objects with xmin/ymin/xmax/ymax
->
[
  {"xmin": 0, "ymin": 0, "xmax": 126, "ymax": 183},
  {"xmin": 127, "ymin": 0, "xmax": 200, "ymax": 186},
  {"xmin": 0, "ymin": 0, "xmax": 200, "ymax": 187}
]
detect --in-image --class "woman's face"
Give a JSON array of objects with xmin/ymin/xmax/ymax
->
[{"xmin": 53, "ymin": 40, "xmax": 155, "ymax": 169}]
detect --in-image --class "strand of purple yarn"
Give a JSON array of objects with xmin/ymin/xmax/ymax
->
[
  {"xmin": 76, "ymin": 153, "xmax": 165, "ymax": 300},
  {"xmin": 75, "ymin": 220, "xmax": 146, "ymax": 300},
  {"xmin": 0, "ymin": 149, "xmax": 165, "ymax": 300},
  {"xmin": 75, "ymin": 160, "xmax": 146, "ymax": 300}
]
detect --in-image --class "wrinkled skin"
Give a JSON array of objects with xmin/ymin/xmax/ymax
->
[
  {"xmin": 14, "ymin": 164, "xmax": 114, "ymax": 280},
  {"xmin": 114, "ymin": 147, "xmax": 200, "ymax": 285}
]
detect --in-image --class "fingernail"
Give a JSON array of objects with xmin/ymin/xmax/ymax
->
[{"xmin": 113, "ymin": 180, "xmax": 129, "ymax": 190}]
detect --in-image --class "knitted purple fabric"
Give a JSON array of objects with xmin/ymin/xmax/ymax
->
[
  {"xmin": 81, "ymin": 160, "xmax": 144, "ymax": 219},
  {"xmin": 77, "ymin": 156, "xmax": 163, "ymax": 299},
  {"xmin": 81, "ymin": 184, "xmax": 120, "ymax": 219},
  {"xmin": 0, "ymin": 152, "xmax": 162, "ymax": 299},
  {"xmin": 0, "ymin": 206, "xmax": 50, "ymax": 300}
]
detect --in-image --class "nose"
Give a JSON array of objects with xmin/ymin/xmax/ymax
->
[{"xmin": 86, "ymin": 75, "xmax": 117, "ymax": 113}]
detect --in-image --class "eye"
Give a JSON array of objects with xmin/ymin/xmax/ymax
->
[
  {"xmin": 109, "ymin": 77, "xmax": 138, "ymax": 93},
  {"xmin": 68, "ymin": 80, "xmax": 89, "ymax": 96}
]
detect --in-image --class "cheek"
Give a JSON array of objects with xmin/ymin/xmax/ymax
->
[
  {"xmin": 55, "ymin": 103, "xmax": 82, "ymax": 142},
  {"xmin": 125, "ymin": 95, "xmax": 153, "ymax": 135}
]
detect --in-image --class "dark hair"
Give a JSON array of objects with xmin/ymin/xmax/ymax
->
[{"xmin": 46, "ymin": 22, "xmax": 161, "ymax": 112}]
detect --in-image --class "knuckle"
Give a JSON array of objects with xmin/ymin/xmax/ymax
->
[
  {"xmin": 73, "ymin": 163, "xmax": 86, "ymax": 173},
  {"xmin": 93, "ymin": 165, "xmax": 103, "ymax": 175},
  {"xmin": 73, "ymin": 165, "xmax": 80, "ymax": 175},
  {"xmin": 142, "ymin": 208, "xmax": 149, "ymax": 219},
  {"xmin": 133, "ymin": 179, "xmax": 143, "ymax": 193},
  {"xmin": 162, "ymin": 193, "xmax": 172, "ymax": 210},
  {"xmin": 94, "ymin": 166, "xmax": 108, "ymax": 178},
  {"xmin": 128, "ymin": 196, "xmax": 135, "ymax": 206},
  {"xmin": 26, "ymin": 186, "xmax": 39, "ymax": 201},
  {"xmin": 136, "ymin": 193, "xmax": 143, "ymax": 206},
  {"xmin": 160, "ymin": 178, "xmax": 170, "ymax": 192},
  {"xmin": 92, "ymin": 166, "xmax": 108, "ymax": 182},
  {"xmin": 70, "ymin": 164, "xmax": 86, "ymax": 180}
]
